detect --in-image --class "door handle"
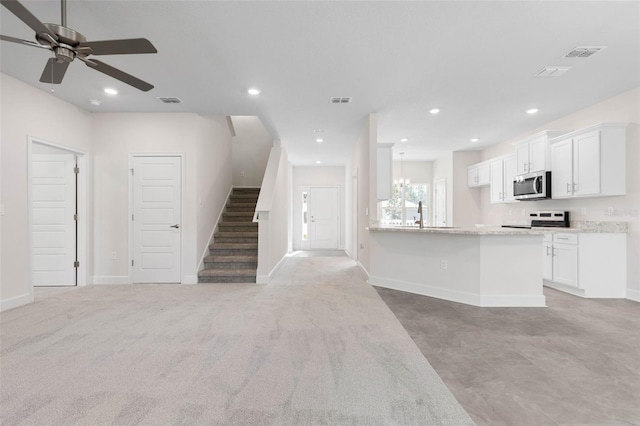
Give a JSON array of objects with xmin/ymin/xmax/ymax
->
[{"xmin": 170, "ymin": 224, "xmax": 180, "ymax": 228}]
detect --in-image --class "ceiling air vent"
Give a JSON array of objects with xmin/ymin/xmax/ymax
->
[
  {"xmin": 563, "ymin": 46, "xmax": 606, "ymax": 58},
  {"xmin": 534, "ymin": 66, "xmax": 572, "ymax": 77},
  {"xmin": 329, "ymin": 97, "xmax": 352, "ymax": 104},
  {"xmin": 157, "ymin": 97, "xmax": 183, "ymax": 104}
]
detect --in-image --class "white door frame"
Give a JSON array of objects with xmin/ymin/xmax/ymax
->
[
  {"xmin": 27, "ymin": 137, "xmax": 88, "ymax": 299},
  {"xmin": 128, "ymin": 153, "xmax": 185, "ymax": 284}
]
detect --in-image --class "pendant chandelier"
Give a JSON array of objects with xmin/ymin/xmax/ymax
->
[{"xmin": 394, "ymin": 152, "xmax": 410, "ymax": 188}]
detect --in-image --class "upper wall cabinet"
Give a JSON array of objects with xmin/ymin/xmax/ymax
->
[
  {"xmin": 550, "ymin": 123, "xmax": 626, "ymax": 199},
  {"xmin": 514, "ymin": 130, "xmax": 566, "ymax": 175},
  {"xmin": 490, "ymin": 155, "xmax": 517, "ymax": 203},
  {"xmin": 377, "ymin": 143, "xmax": 394, "ymax": 200},
  {"xmin": 467, "ymin": 160, "xmax": 491, "ymax": 187}
]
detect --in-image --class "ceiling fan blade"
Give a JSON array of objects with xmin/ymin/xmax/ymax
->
[
  {"xmin": 1, "ymin": 34, "xmax": 51, "ymax": 50},
  {"xmin": 0, "ymin": 0, "xmax": 58, "ymax": 42},
  {"xmin": 84, "ymin": 59, "xmax": 154, "ymax": 92},
  {"xmin": 78, "ymin": 38, "xmax": 157, "ymax": 56},
  {"xmin": 39, "ymin": 58, "xmax": 70, "ymax": 84}
]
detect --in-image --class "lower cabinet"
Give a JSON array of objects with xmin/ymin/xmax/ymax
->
[
  {"xmin": 543, "ymin": 234, "xmax": 578, "ymax": 287},
  {"xmin": 542, "ymin": 232, "xmax": 627, "ymax": 298}
]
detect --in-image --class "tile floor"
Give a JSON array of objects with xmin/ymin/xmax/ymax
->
[{"xmin": 376, "ymin": 286, "xmax": 640, "ymax": 426}]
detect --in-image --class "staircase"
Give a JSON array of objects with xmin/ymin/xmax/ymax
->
[{"xmin": 198, "ymin": 188, "xmax": 260, "ymax": 283}]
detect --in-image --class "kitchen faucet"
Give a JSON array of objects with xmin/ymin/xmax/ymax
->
[{"xmin": 415, "ymin": 201, "xmax": 424, "ymax": 229}]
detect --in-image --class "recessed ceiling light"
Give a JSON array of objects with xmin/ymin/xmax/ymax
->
[
  {"xmin": 526, "ymin": 108, "xmax": 539, "ymax": 114},
  {"xmin": 247, "ymin": 88, "xmax": 261, "ymax": 96},
  {"xmin": 315, "ymin": 160, "xmax": 322, "ymax": 164},
  {"xmin": 470, "ymin": 138, "xmax": 480, "ymax": 143},
  {"xmin": 316, "ymin": 138, "xmax": 323, "ymax": 143},
  {"xmin": 104, "ymin": 88, "xmax": 118, "ymax": 95},
  {"xmin": 89, "ymin": 99, "xmax": 101, "ymax": 106},
  {"xmin": 429, "ymin": 108, "xmax": 440, "ymax": 114},
  {"xmin": 400, "ymin": 138, "xmax": 409, "ymax": 142}
]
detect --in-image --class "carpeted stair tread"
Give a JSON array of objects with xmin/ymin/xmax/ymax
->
[
  {"xmin": 204, "ymin": 255, "xmax": 258, "ymax": 263},
  {"xmin": 199, "ymin": 268, "xmax": 257, "ymax": 277},
  {"xmin": 209, "ymin": 242, "xmax": 258, "ymax": 250},
  {"xmin": 214, "ymin": 232, "xmax": 258, "ymax": 238}
]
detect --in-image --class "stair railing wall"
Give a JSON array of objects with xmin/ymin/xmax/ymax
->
[{"xmin": 254, "ymin": 143, "xmax": 290, "ymax": 283}]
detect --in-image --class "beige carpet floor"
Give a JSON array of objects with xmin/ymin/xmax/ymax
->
[{"xmin": 0, "ymin": 252, "xmax": 473, "ymax": 425}]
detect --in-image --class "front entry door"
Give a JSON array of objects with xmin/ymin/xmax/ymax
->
[
  {"xmin": 31, "ymin": 154, "xmax": 77, "ymax": 286},
  {"xmin": 309, "ymin": 187, "xmax": 339, "ymax": 249},
  {"xmin": 132, "ymin": 156, "xmax": 182, "ymax": 283}
]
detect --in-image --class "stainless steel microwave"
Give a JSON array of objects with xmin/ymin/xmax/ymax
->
[{"xmin": 513, "ymin": 171, "xmax": 551, "ymax": 201}]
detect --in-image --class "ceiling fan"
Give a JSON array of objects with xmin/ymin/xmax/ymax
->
[{"xmin": 0, "ymin": 0, "xmax": 157, "ymax": 91}]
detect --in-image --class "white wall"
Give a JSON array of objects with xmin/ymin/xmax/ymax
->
[
  {"xmin": 92, "ymin": 113, "xmax": 232, "ymax": 284},
  {"xmin": 452, "ymin": 151, "xmax": 483, "ymax": 228},
  {"xmin": 349, "ymin": 114, "xmax": 375, "ymax": 274},
  {"xmin": 0, "ymin": 73, "xmax": 93, "ymax": 310},
  {"xmin": 479, "ymin": 87, "xmax": 640, "ymax": 296},
  {"xmin": 255, "ymin": 145, "xmax": 290, "ymax": 282},
  {"xmin": 291, "ymin": 166, "xmax": 346, "ymax": 250},
  {"xmin": 231, "ymin": 116, "xmax": 272, "ymax": 187},
  {"xmin": 392, "ymin": 160, "xmax": 433, "ymax": 185},
  {"xmin": 195, "ymin": 116, "xmax": 234, "ymax": 272}
]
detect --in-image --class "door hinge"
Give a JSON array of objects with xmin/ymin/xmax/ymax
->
[
  {"xmin": 74, "ymin": 261, "xmax": 80, "ymax": 268},
  {"xmin": 131, "ymin": 214, "xmax": 134, "ymax": 221},
  {"xmin": 131, "ymin": 168, "xmax": 134, "ymax": 176},
  {"xmin": 74, "ymin": 213, "xmax": 78, "ymax": 221},
  {"xmin": 131, "ymin": 260, "xmax": 134, "ymax": 267},
  {"xmin": 74, "ymin": 165, "xmax": 79, "ymax": 174}
]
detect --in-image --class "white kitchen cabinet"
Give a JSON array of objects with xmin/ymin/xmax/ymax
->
[
  {"xmin": 377, "ymin": 143, "xmax": 394, "ymax": 200},
  {"xmin": 550, "ymin": 123, "xmax": 626, "ymax": 199},
  {"xmin": 542, "ymin": 232, "xmax": 627, "ymax": 298},
  {"xmin": 543, "ymin": 233, "xmax": 578, "ymax": 288},
  {"xmin": 514, "ymin": 130, "xmax": 565, "ymax": 175},
  {"xmin": 467, "ymin": 161, "xmax": 491, "ymax": 187},
  {"xmin": 489, "ymin": 155, "xmax": 516, "ymax": 203}
]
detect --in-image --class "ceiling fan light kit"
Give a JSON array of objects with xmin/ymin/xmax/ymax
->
[{"xmin": 0, "ymin": 0, "xmax": 158, "ymax": 91}]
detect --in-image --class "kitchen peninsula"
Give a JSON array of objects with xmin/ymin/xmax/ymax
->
[{"xmin": 368, "ymin": 226, "xmax": 548, "ymax": 307}]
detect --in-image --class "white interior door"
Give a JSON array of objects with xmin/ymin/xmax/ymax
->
[
  {"xmin": 434, "ymin": 179, "xmax": 447, "ymax": 226},
  {"xmin": 31, "ymin": 154, "xmax": 77, "ymax": 286},
  {"xmin": 132, "ymin": 156, "xmax": 182, "ymax": 283},
  {"xmin": 309, "ymin": 187, "xmax": 339, "ymax": 249}
]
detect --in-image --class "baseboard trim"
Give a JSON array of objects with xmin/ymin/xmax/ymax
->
[
  {"xmin": 343, "ymin": 248, "xmax": 353, "ymax": 259},
  {"xmin": 370, "ymin": 275, "xmax": 546, "ymax": 307},
  {"xmin": 90, "ymin": 276, "xmax": 130, "ymax": 285},
  {"xmin": 197, "ymin": 186, "xmax": 234, "ymax": 273},
  {"xmin": 182, "ymin": 275, "xmax": 198, "ymax": 285},
  {"xmin": 256, "ymin": 254, "xmax": 289, "ymax": 285},
  {"xmin": 626, "ymin": 288, "xmax": 640, "ymax": 302},
  {"xmin": 0, "ymin": 293, "xmax": 32, "ymax": 312},
  {"xmin": 356, "ymin": 260, "xmax": 369, "ymax": 280}
]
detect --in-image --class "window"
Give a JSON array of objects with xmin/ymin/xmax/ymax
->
[{"xmin": 378, "ymin": 183, "xmax": 429, "ymax": 226}]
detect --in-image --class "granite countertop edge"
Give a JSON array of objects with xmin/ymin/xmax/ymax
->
[{"xmin": 368, "ymin": 221, "xmax": 628, "ymax": 235}]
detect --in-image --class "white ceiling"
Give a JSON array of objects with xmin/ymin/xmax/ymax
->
[{"xmin": 1, "ymin": 1, "xmax": 638, "ymax": 164}]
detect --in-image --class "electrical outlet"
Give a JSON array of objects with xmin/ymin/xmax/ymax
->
[
  {"xmin": 360, "ymin": 243, "xmax": 364, "ymax": 249},
  {"xmin": 606, "ymin": 206, "xmax": 615, "ymax": 217},
  {"xmin": 581, "ymin": 207, "xmax": 587, "ymax": 216},
  {"xmin": 111, "ymin": 251, "xmax": 117, "ymax": 260},
  {"xmin": 440, "ymin": 260, "xmax": 447, "ymax": 270},
  {"xmin": 240, "ymin": 171, "xmax": 245, "ymax": 177}
]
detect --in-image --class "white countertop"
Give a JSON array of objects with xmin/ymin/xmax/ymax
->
[{"xmin": 368, "ymin": 221, "xmax": 628, "ymax": 235}]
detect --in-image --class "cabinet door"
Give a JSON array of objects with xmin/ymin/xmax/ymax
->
[
  {"xmin": 542, "ymin": 242, "xmax": 553, "ymax": 281},
  {"xmin": 489, "ymin": 160, "xmax": 504, "ymax": 203},
  {"xmin": 503, "ymin": 155, "xmax": 517, "ymax": 202},
  {"xmin": 529, "ymin": 136, "xmax": 548, "ymax": 173},
  {"xmin": 552, "ymin": 243, "xmax": 578, "ymax": 287},
  {"xmin": 515, "ymin": 143, "xmax": 530, "ymax": 175},
  {"xmin": 477, "ymin": 162, "xmax": 491, "ymax": 186},
  {"xmin": 467, "ymin": 167, "xmax": 478, "ymax": 187},
  {"xmin": 550, "ymin": 139, "xmax": 573, "ymax": 199},
  {"xmin": 573, "ymin": 130, "xmax": 600, "ymax": 197}
]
